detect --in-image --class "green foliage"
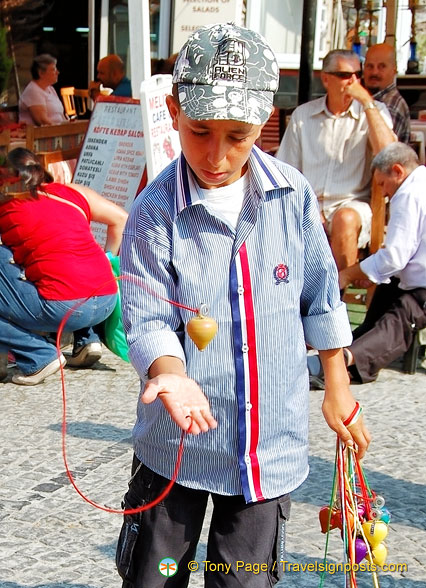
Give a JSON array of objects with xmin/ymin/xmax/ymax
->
[{"xmin": 0, "ymin": 25, "xmax": 12, "ymax": 96}]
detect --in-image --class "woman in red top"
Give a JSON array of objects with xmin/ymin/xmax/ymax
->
[{"xmin": 0, "ymin": 148, "xmax": 128, "ymax": 385}]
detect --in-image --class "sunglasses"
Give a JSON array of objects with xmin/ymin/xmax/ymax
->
[{"xmin": 326, "ymin": 70, "xmax": 362, "ymax": 80}]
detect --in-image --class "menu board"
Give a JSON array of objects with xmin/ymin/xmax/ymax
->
[
  {"xmin": 73, "ymin": 95, "xmax": 146, "ymax": 246},
  {"xmin": 140, "ymin": 75, "xmax": 181, "ymax": 183}
]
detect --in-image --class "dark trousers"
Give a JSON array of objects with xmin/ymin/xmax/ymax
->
[
  {"xmin": 349, "ymin": 278, "xmax": 426, "ymax": 383},
  {"xmin": 116, "ymin": 456, "xmax": 290, "ymax": 588}
]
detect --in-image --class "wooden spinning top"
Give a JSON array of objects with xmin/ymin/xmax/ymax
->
[{"xmin": 186, "ymin": 304, "xmax": 218, "ymax": 351}]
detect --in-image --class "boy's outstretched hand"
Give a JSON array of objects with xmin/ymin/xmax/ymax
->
[{"xmin": 143, "ymin": 373, "xmax": 218, "ymax": 435}]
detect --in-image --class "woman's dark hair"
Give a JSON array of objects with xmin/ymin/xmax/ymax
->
[
  {"xmin": 7, "ymin": 148, "xmax": 53, "ymax": 197},
  {"xmin": 30, "ymin": 54, "xmax": 57, "ymax": 80}
]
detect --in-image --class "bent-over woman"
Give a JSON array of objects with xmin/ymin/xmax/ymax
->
[{"xmin": 0, "ymin": 148, "xmax": 128, "ymax": 385}]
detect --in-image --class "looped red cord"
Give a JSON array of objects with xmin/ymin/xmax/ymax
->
[
  {"xmin": 56, "ymin": 273, "xmax": 196, "ymax": 514},
  {"xmin": 343, "ymin": 401, "xmax": 360, "ymax": 427}
]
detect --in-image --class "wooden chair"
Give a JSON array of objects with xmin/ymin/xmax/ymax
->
[
  {"xmin": 73, "ymin": 89, "xmax": 90, "ymax": 117},
  {"xmin": 369, "ymin": 177, "xmax": 386, "ymax": 256},
  {"xmin": 60, "ymin": 87, "xmax": 90, "ymax": 119},
  {"xmin": 60, "ymin": 87, "xmax": 77, "ymax": 118},
  {"xmin": 343, "ymin": 178, "xmax": 385, "ymax": 307},
  {"xmin": 257, "ymin": 107, "xmax": 295, "ymax": 155}
]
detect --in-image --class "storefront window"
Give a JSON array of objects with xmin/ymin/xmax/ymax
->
[
  {"xmin": 106, "ymin": 0, "xmax": 162, "ymax": 61},
  {"xmin": 246, "ymin": 0, "xmax": 330, "ymax": 69}
]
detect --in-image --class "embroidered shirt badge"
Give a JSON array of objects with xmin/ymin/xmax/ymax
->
[{"xmin": 274, "ymin": 263, "xmax": 289, "ymax": 284}]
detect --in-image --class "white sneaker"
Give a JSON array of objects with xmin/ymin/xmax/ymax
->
[
  {"xmin": 12, "ymin": 354, "xmax": 66, "ymax": 386},
  {"xmin": 66, "ymin": 342, "xmax": 102, "ymax": 368}
]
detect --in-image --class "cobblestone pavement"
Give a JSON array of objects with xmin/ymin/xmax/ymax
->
[{"xmin": 0, "ymin": 348, "xmax": 425, "ymax": 588}]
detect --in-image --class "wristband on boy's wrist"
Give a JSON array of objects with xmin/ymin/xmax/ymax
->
[{"xmin": 343, "ymin": 401, "xmax": 363, "ymax": 427}]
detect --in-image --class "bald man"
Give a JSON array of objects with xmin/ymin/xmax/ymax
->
[
  {"xmin": 89, "ymin": 54, "xmax": 132, "ymax": 100},
  {"xmin": 364, "ymin": 43, "xmax": 410, "ymax": 143}
]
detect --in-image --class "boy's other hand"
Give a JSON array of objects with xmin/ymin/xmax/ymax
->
[
  {"xmin": 322, "ymin": 390, "xmax": 371, "ymax": 460},
  {"xmin": 143, "ymin": 374, "xmax": 218, "ymax": 435}
]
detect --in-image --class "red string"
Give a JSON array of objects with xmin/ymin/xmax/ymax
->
[
  {"xmin": 343, "ymin": 401, "xmax": 360, "ymax": 427},
  {"xmin": 354, "ymin": 457, "xmax": 374, "ymax": 520},
  {"xmin": 55, "ymin": 272, "xmax": 196, "ymax": 514},
  {"xmin": 56, "ymin": 274, "xmax": 198, "ymax": 337}
]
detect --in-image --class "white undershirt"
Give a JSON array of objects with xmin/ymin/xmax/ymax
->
[{"xmin": 197, "ymin": 172, "xmax": 249, "ymax": 232}]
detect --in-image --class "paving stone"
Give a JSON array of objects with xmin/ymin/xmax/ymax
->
[{"xmin": 0, "ymin": 349, "xmax": 424, "ymax": 587}]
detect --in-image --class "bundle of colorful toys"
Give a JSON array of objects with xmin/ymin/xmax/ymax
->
[{"xmin": 319, "ymin": 413, "xmax": 390, "ymax": 587}]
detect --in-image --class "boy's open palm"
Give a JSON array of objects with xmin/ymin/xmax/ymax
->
[{"xmin": 143, "ymin": 374, "xmax": 218, "ymax": 435}]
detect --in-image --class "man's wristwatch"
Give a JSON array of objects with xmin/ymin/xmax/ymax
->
[{"xmin": 363, "ymin": 102, "xmax": 376, "ymax": 111}]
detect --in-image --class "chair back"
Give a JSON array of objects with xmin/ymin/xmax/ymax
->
[
  {"xmin": 342, "ymin": 177, "xmax": 385, "ymax": 307},
  {"xmin": 60, "ymin": 87, "xmax": 77, "ymax": 118},
  {"xmin": 73, "ymin": 89, "xmax": 90, "ymax": 117}
]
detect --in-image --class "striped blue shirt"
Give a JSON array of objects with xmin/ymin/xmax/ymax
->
[{"xmin": 120, "ymin": 145, "xmax": 352, "ymax": 503}]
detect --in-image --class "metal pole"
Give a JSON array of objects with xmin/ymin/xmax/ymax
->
[{"xmin": 298, "ymin": 0, "xmax": 318, "ymax": 106}]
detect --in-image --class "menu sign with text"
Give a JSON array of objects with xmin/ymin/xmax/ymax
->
[
  {"xmin": 140, "ymin": 75, "xmax": 181, "ymax": 183},
  {"xmin": 73, "ymin": 95, "xmax": 146, "ymax": 246}
]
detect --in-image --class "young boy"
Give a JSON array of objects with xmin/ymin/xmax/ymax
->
[{"xmin": 118, "ymin": 22, "xmax": 370, "ymax": 588}]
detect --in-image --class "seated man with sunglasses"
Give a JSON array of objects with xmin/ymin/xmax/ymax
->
[{"xmin": 276, "ymin": 49, "xmax": 396, "ymax": 273}]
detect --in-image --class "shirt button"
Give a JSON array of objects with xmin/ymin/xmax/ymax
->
[
  {"xmin": 237, "ymin": 286, "xmax": 244, "ymax": 295},
  {"xmin": 242, "ymin": 343, "xmax": 249, "ymax": 353},
  {"xmin": 246, "ymin": 402, "xmax": 252, "ymax": 411},
  {"xmin": 245, "ymin": 456, "xmax": 250, "ymax": 463}
]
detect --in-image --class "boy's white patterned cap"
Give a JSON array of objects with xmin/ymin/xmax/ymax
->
[{"xmin": 172, "ymin": 22, "xmax": 279, "ymax": 125}]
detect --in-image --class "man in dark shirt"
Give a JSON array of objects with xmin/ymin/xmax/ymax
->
[
  {"xmin": 89, "ymin": 54, "xmax": 132, "ymax": 101},
  {"xmin": 364, "ymin": 43, "xmax": 410, "ymax": 143}
]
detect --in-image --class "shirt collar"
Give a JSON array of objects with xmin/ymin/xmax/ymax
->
[
  {"xmin": 175, "ymin": 145, "xmax": 294, "ymax": 215},
  {"xmin": 312, "ymin": 94, "xmax": 361, "ymax": 120}
]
